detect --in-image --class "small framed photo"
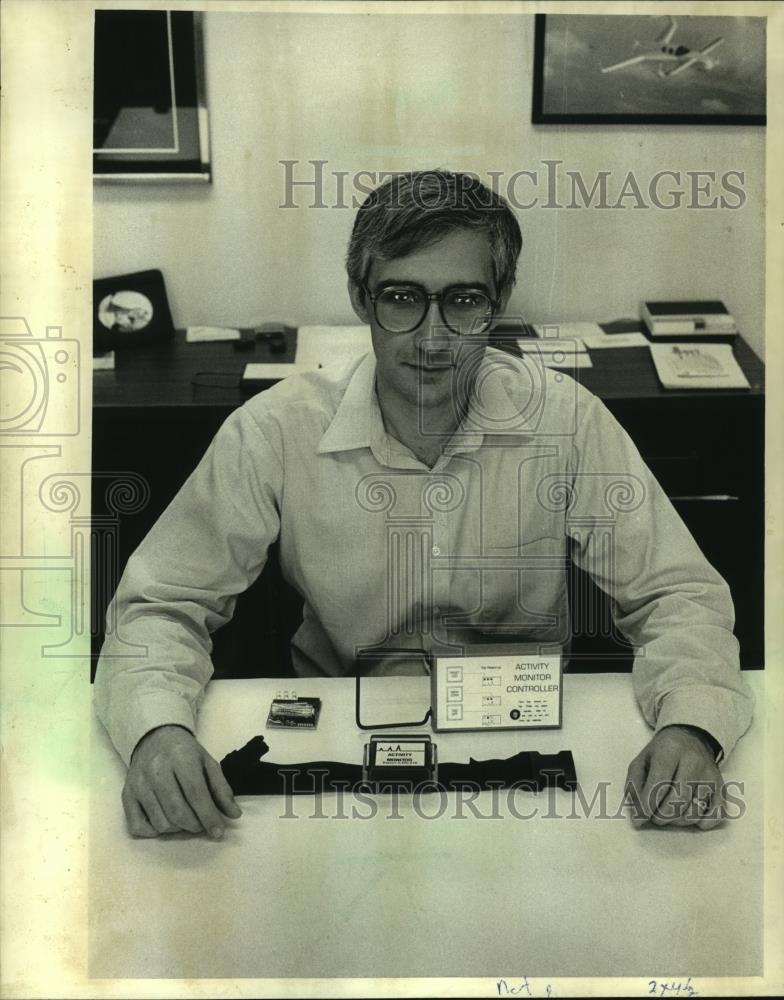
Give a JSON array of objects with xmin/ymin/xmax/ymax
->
[
  {"xmin": 532, "ymin": 13, "xmax": 766, "ymax": 126},
  {"xmin": 93, "ymin": 269, "xmax": 175, "ymax": 352}
]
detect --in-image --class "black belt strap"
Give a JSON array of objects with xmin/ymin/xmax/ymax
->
[{"xmin": 220, "ymin": 735, "xmax": 577, "ymax": 795}]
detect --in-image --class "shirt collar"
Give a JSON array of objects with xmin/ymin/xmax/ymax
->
[
  {"xmin": 317, "ymin": 347, "xmax": 541, "ymax": 458},
  {"xmin": 316, "ymin": 352, "xmax": 380, "ymax": 454}
]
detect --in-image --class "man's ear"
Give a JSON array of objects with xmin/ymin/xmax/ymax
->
[
  {"xmin": 348, "ymin": 279, "xmax": 370, "ymax": 324},
  {"xmin": 496, "ymin": 285, "xmax": 513, "ymax": 317}
]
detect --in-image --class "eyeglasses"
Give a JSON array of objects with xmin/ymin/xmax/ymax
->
[{"xmin": 363, "ymin": 282, "xmax": 497, "ymax": 336}]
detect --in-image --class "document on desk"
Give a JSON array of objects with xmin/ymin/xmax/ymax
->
[
  {"xmin": 186, "ymin": 325, "xmax": 241, "ymax": 342},
  {"xmin": 92, "ymin": 350, "xmax": 115, "ymax": 371},
  {"xmin": 295, "ymin": 325, "xmax": 372, "ymax": 368},
  {"xmin": 517, "ymin": 339, "xmax": 593, "ymax": 368},
  {"xmin": 649, "ymin": 342, "xmax": 750, "ymax": 389},
  {"xmin": 518, "ymin": 337, "xmax": 587, "ymax": 354},
  {"xmin": 242, "ymin": 362, "xmax": 319, "ymax": 382},
  {"xmin": 541, "ymin": 353, "xmax": 593, "ymax": 369},
  {"xmin": 582, "ymin": 331, "xmax": 649, "ymax": 349},
  {"xmin": 531, "ymin": 321, "xmax": 604, "ymax": 342}
]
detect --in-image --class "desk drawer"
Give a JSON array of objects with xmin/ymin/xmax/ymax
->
[{"xmin": 606, "ymin": 396, "xmax": 762, "ymax": 500}]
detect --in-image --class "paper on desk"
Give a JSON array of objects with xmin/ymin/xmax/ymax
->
[
  {"xmin": 518, "ymin": 337, "xmax": 587, "ymax": 354},
  {"xmin": 186, "ymin": 325, "xmax": 241, "ymax": 342},
  {"xmin": 649, "ymin": 343, "xmax": 749, "ymax": 390},
  {"xmin": 295, "ymin": 325, "xmax": 372, "ymax": 367},
  {"xmin": 532, "ymin": 321, "xmax": 604, "ymax": 341},
  {"xmin": 541, "ymin": 353, "xmax": 593, "ymax": 369},
  {"xmin": 243, "ymin": 362, "xmax": 319, "ymax": 381},
  {"xmin": 92, "ymin": 351, "xmax": 115, "ymax": 371},
  {"xmin": 582, "ymin": 332, "xmax": 649, "ymax": 349}
]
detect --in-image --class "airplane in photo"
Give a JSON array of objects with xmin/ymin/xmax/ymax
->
[{"xmin": 601, "ymin": 16, "xmax": 724, "ymax": 78}]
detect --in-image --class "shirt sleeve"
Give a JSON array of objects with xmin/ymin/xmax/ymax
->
[
  {"xmin": 566, "ymin": 390, "xmax": 754, "ymax": 762},
  {"xmin": 94, "ymin": 405, "xmax": 284, "ymax": 765}
]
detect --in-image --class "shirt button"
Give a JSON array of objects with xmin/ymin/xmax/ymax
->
[{"xmin": 432, "ymin": 545, "xmax": 441, "ymax": 556}]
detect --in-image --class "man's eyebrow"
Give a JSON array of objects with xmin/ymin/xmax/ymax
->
[{"xmin": 372, "ymin": 279, "xmax": 494, "ymax": 292}]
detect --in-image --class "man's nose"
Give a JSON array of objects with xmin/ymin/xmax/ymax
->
[{"xmin": 414, "ymin": 298, "xmax": 447, "ymax": 345}]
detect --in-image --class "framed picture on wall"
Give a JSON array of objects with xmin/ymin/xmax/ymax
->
[
  {"xmin": 93, "ymin": 10, "xmax": 211, "ymax": 180},
  {"xmin": 532, "ymin": 13, "xmax": 766, "ymax": 125}
]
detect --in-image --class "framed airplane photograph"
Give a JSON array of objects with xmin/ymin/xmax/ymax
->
[{"xmin": 532, "ymin": 13, "xmax": 766, "ymax": 125}]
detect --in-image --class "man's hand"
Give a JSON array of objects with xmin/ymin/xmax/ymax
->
[
  {"xmin": 625, "ymin": 724, "xmax": 724, "ymax": 830},
  {"xmin": 122, "ymin": 725, "xmax": 242, "ymax": 839}
]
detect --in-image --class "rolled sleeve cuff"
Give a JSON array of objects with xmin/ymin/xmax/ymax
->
[
  {"xmin": 107, "ymin": 690, "xmax": 198, "ymax": 767},
  {"xmin": 654, "ymin": 682, "xmax": 755, "ymax": 764}
]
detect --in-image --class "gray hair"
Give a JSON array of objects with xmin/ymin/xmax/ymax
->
[{"xmin": 346, "ymin": 169, "xmax": 523, "ymax": 296}]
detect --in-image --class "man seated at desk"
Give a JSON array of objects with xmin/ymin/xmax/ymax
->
[{"xmin": 95, "ymin": 169, "xmax": 753, "ymax": 839}]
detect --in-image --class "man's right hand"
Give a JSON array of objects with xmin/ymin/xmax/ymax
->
[{"xmin": 122, "ymin": 725, "xmax": 242, "ymax": 839}]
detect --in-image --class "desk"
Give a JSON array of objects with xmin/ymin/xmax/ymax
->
[
  {"xmin": 89, "ymin": 672, "xmax": 763, "ymax": 980},
  {"xmin": 92, "ymin": 327, "xmax": 764, "ymax": 676},
  {"xmin": 91, "ymin": 325, "xmax": 764, "ymax": 409}
]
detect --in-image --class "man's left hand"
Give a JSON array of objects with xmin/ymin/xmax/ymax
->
[{"xmin": 625, "ymin": 724, "xmax": 725, "ymax": 830}]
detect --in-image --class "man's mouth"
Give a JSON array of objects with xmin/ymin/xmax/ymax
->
[
  {"xmin": 407, "ymin": 353, "xmax": 453, "ymax": 372},
  {"xmin": 406, "ymin": 363, "xmax": 451, "ymax": 377}
]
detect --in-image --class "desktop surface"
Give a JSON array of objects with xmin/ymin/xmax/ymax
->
[{"xmin": 89, "ymin": 672, "xmax": 763, "ymax": 981}]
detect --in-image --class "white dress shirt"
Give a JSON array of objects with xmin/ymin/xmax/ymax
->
[{"xmin": 95, "ymin": 348, "xmax": 753, "ymax": 765}]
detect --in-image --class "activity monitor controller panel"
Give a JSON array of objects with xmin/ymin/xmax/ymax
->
[{"xmin": 431, "ymin": 653, "xmax": 562, "ymax": 732}]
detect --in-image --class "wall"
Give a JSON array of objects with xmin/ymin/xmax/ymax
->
[{"xmin": 94, "ymin": 11, "xmax": 766, "ymax": 359}]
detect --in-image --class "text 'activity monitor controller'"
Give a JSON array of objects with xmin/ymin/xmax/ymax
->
[{"xmin": 431, "ymin": 652, "xmax": 562, "ymax": 732}]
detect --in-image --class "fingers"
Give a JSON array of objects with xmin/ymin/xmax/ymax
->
[
  {"xmin": 137, "ymin": 788, "xmax": 180, "ymax": 835},
  {"xmin": 173, "ymin": 764, "xmax": 229, "ymax": 840},
  {"xmin": 625, "ymin": 745, "xmax": 677, "ymax": 826},
  {"xmin": 642, "ymin": 755, "xmax": 679, "ymax": 826},
  {"xmin": 650, "ymin": 761, "xmax": 696, "ymax": 827},
  {"xmin": 656, "ymin": 746, "xmax": 724, "ymax": 828},
  {"xmin": 156, "ymin": 770, "xmax": 207, "ymax": 835},
  {"xmin": 697, "ymin": 779, "xmax": 727, "ymax": 831},
  {"xmin": 122, "ymin": 792, "xmax": 158, "ymax": 839},
  {"xmin": 203, "ymin": 755, "xmax": 243, "ymax": 819},
  {"xmin": 626, "ymin": 726, "xmax": 727, "ymax": 830},
  {"xmin": 624, "ymin": 751, "xmax": 649, "ymax": 826},
  {"xmin": 122, "ymin": 727, "xmax": 242, "ymax": 840}
]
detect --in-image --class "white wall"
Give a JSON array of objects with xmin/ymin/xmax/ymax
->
[{"xmin": 94, "ymin": 11, "xmax": 766, "ymax": 359}]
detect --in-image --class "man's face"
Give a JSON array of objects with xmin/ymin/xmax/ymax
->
[{"xmin": 350, "ymin": 229, "xmax": 505, "ymax": 419}]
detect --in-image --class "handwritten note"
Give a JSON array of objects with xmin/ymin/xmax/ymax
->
[
  {"xmin": 496, "ymin": 978, "xmax": 553, "ymax": 997},
  {"xmin": 648, "ymin": 978, "xmax": 699, "ymax": 997},
  {"xmin": 495, "ymin": 976, "xmax": 699, "ymax": 998}
]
